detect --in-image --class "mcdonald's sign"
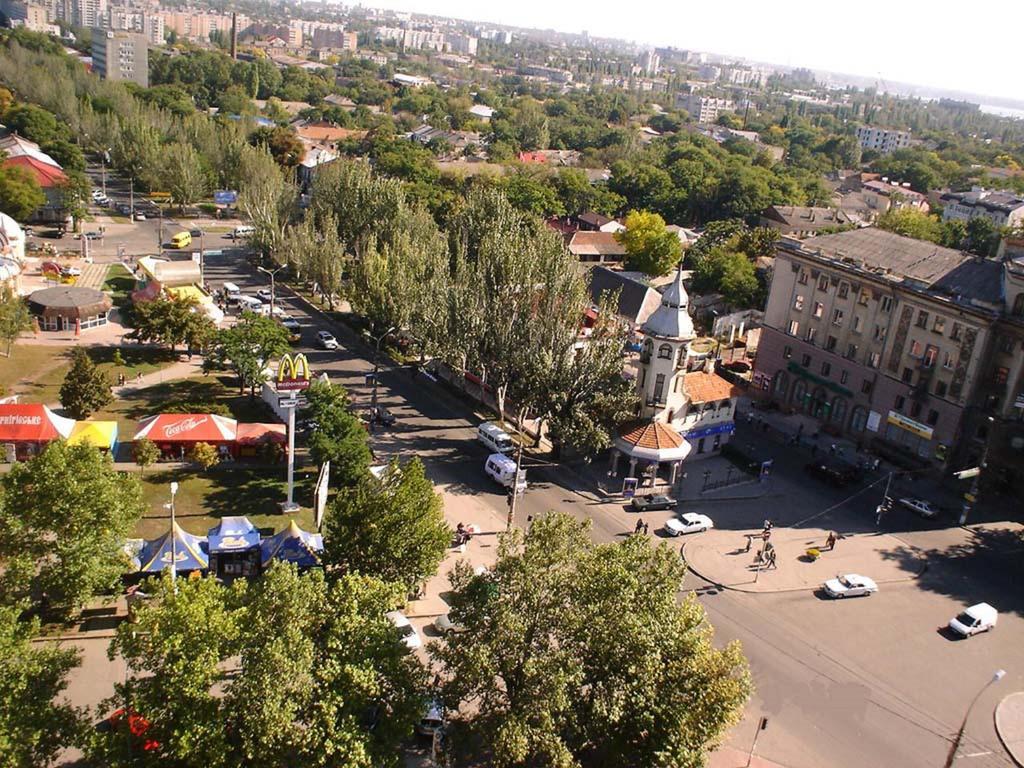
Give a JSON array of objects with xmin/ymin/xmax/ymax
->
[{"xmin": 277, "ymin": 353, "xmax": 312, "ymax": 391}]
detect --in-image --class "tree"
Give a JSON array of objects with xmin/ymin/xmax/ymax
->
[
  {"xmin": 0, "ymin": 286, "xmax": 31, "ymax": 356},
  {"xmin": 128, "ymin": 295, "xmax": 216, "ymax": 352},
  {"xmin": 876, "ymin": 207, "xmax": 943, "ymax": 244},
  {"xmin": 0, "ymin": 163, "xmax": 45, "ymax": 221},
  {"xmin": 133, "ymin": 437, "xmax": 159, "ymax": 474},
  {"xmin": 0, "ymin": 606, "xmax": 85, "ymax": 766},
  {"xmin": 0, "ymin": 441, "xmax": 144, "ymax": 617},
  {"xmin": 163, "ymin": 142, "xmax": 210, "ymax": 210},
  {"xmin": 237, "ymin": 145, "xmax": 296, "ymax": 259},
  {"xmin": 432, "ymin": 513, "xmax": 750, "ymax": 768},
  {"xmin": 324, "ymin": 458, "xmax": 449, "ymax": 594},
  {"xmin": 248, "ymin": 126, "xmax": 305, "ymax": 168},
  {"xmin": 615, "ymin": 210, "xmax": 682, "ymax": 277},
  {"xmin": 964, "ymin": 216, "xmax": 1001, "ymax": 257},
  {"xmin": 58, "ymin": 348, "xmax": 112, "ymax": 419},
  {"xmin": 205, "ymin": 312, "xmax": 290, "ymax": 396},
  {"xmin": 189, "ymin": 441, "xmax": 219, "ymax": 471},
  {"xmin": 303, "ymin": 381, "xmax": 372, "ymax": 487}
]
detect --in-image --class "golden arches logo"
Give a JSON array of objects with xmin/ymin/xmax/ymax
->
[{"xmin": 277, "ymin": 353, "xmax": 311, "ymax": 390}]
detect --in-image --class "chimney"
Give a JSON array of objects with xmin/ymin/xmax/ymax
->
[{"xmin": 230, "ymin": 12, "xmax": 237, "ymax": 60}]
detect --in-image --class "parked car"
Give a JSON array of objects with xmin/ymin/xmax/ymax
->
[
  {"xmin": 91, "ymin": 189, "xmax": 105, "ymax": 201},
  {"xmin": 804, "ymin": 458, "xmax": 863, "ymax": 487},
  {"xmin": 371, "ymin": 405, "xmax": 396, "ymax": 426},
  {"xmin": 84, "ymin": 231, "xmax": 102, "ymax": 240},
  {"xmin": 116, "ymin": 203, "xmax": 132, "ymax": 215},
  {"xmin": 133, "ymin": 212, "xmax": 146, "ymax": 221},
  {"xmin": 316, "ymin": 330, "xmax": 339, "ymax": 350},
  {"xmin": 823, "ymin": 573, "xmax": 878, "ymax": 598},
  {"xmin": 898, "ymin": 497, "xmax": 940, "ymax": 519},
  {"xmin": 415, "ymin": 699, "xmax": 445, "ymax": 737},
  {"xmin": 386, "ymin": 610, "xmax": 422, "ymax": 650},
  {"xmin": 948, "ymin": 603, "xmax": 998, "ymax": 637},
  {"xmin": 189, "ymin": 228, "xmax": 204, "ymax": 237},
  {"xmin": 630, "ymin": 494, "xmax": 676, "ymax": 512},
  {"xmin": 60, "ymin": 265, "xmax": 82, "ymax": 277},
  {"xmin": 433, "ymin": 613, "xmax": 466, "ymax": 635},
  {"xmin": 256, "ymin": 288, "xmax": 273, "ymax": 302},
  {"xmin": 664, "ymin": 512, "xmax": 714, "ymax": 536}
]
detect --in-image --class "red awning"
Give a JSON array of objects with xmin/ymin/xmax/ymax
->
[
  {"xmin": 134, "ymin": 414, "xmax": 237, "ymax": 443},
  {"xmin": 0, "ymin": 404, "xmax": 76, "ymax": 442},
  {"xmin": 235, "ymin": 423, "xmax": 286, "ymax": 445}
]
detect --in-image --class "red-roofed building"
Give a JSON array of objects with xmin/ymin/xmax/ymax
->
[
  {"xmin": 518, "ymin": 151, "xmax": 546, "ymax": 164},
  {"xmin": 1, "ymin": 145, "xmax": 70, "ymax": 225},
  {"xmin": 3, "ymin": 155, "xmax": 66, "ymax": 187}
]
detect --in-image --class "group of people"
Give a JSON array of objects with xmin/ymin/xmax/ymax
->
[
  {"xmin": 454, "ymin": 523, "xmax": 473, "ymax": 548},
  {"xmin": 633, "ymin": 518, "xmax": 650, "ymax": 536},
  {"xmin": 115, "ymin": 372, "xmax": 144, "ymax": 387}
]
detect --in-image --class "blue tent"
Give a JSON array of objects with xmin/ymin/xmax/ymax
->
[
  {"xmin": 208, "ymin": 516, "xmax": 260, "ymax": 553},
  {"xmin": 135, "ymin": 523, "xmax": 209, "ymax": 573},
  {"xmin": 260, "ymin": 520, "xmax": 324, "ymax": 568}
]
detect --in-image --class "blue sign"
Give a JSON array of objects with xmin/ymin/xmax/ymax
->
[
  {"xmin": 685, "ymin": 422, "xmax": 736, "ymax": 440},
  {"xmin": 214, "ymin": 190, "xmax": 238, "ymax": 205}
]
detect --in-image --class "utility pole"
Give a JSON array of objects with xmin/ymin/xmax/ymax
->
[
  {"xmin": 129, "ymin": 176, "xmax": 135, "ymax": 221},
  {"xmin": 745, "ymin": 716, "xmax": 768, "ymax": 768},
  {"xmin": 506, "ymin": 435, "xmax": 525, "ymax": 531},
  {"xmin": 168, "ymin": 481, "xmax": 179, "ymax": 590},
  {"xmin": 943, "ymin": 670, "xmax": 1004, "ymax": 768},
  {"xmin": 876, "ymin": 471, "xmax": 894, "ymax": 526},
  {"xmin": 960, "ymin": 416, "xmax": 994, "ymax": 525},
  {"xmin": 369, "ymin": 326, "xmax": 397, "ymax": 426},
  {"xmin": 257, "ymin": 264, "xmax": 284, "ymax": 317}
]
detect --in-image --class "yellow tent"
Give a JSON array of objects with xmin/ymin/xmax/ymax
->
[
  {"xmin": 167, "ymin": 285, "xmax": 209, "ymax": 304},
  {"xmin": 68, "ymin": 421, "xmax": 118, "ymax": 452}
]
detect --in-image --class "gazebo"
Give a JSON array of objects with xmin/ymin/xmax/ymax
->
[
  {"xmin": 128, "ymin": 522, "xmax": 209, "ymax": 574},
  {"xmin": 28, "ymin": 286, "xmax": 112, "ymax": 333},
  {"xmin": 613, "ymin": 421, "xmax": 692, "ymax": 486},
  {"xmin": 68, "ymin": 421, "xmax": 118, "ymax": 453},
  {"xmin": 235, "ymin": 423, "xmax": 287, "ymax": 460}
]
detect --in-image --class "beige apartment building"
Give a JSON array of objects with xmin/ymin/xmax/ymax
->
[{"xmin": 753, "ymin": 228, "xmax": 1024, "ymax": 483}]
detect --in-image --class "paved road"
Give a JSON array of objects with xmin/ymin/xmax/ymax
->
[{"xmin": 203, "ymin": 252, "xmax": 1023, "ymax": 768}]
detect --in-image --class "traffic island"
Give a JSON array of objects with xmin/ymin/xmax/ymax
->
[
  {"xmin": 996, "ymin": 692, "xmax": 1024, "ymax": 767},
  {"xmin": 681, "ymin": 527, "xmax": 927, "ymax": 593}
]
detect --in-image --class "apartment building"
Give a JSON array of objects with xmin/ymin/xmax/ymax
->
[
  {"xmin": 446, "ymin": 32, "xmax": 477, "ymax": 56},
  {"xmin": 676, "ymin": 93, "xmax": 734, "ymax": 124},
  {"xmin": 753, "ymin": 227, "xmax": 1019, "ymax": 472},
  {"xmin": 72, "ymin": 0, "xmax": 105, "ymax": 28},
  {"xmin": 0, "ymin": 0, "xmax": 56, "ymax": 33},
  {"xmin": 855, "ymin": 125, "xmax": 912, "ymax": 154},
  {"xmin": 161, "ymin": 9, "xmax": 244, "ymax": 42},
  {"xmin": 108, "ymin": 6, "xmax": 163, "ymax": 45},
  {"xmin": 939, "ymin": 188, "xmax": 1024, "ymax": 229},
  {"xmin": 91, "ymin": 29, "xmax": 148, "ymax": 86}
]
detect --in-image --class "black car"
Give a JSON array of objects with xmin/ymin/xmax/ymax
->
[
  {"xmin": 630, "ymin": 494, "xmax": 676, "ymax": 512},
  {"xmin": 370, "ymin": 405, "xmax": 396, "ymax": 426},
  {"xmin": 804, "ymin": 458, "xmax": 863, "ymax": 487},
  {"xmin": 190, "ymin": 228, "xmax": 204, "ymax": 237}
]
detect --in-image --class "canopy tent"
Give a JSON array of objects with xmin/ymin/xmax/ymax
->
[
  {"xmin": 235, "ymin": 423, "xmax": 286, "ymax": 445},
  {"xmin": 0, "ymin": 404, "xmax": 75, "ymax": 459},
  {"xmin": 208, "ymin": 516, "xmax": 260, "ymax": 553},
  {"xmin": 133, "ymin": 522, "xmax": 209, "ymax": 573},
  {"xmin": 135, "ymin": 414, "xmax": 238, "ymax": 445},
  {"xmin": 68, "ymin": 420, "xmax": 118, "ymax": 452},
  {"xmin": 260, "ymin": 520, "xmax": 323, "ymax": 568}
]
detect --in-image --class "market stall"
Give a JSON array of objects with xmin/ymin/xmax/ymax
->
[
  {"xmin": 234, "ymin": 422, "xmax": 287, "ymax": 460},
  {"xmin": 207, "ymin": 516, "xmax": 261, "ymax": 578},
  {"xmin": 128, "ymin": 522, "xmax": 209, "ymax": 575},
  {"xmin": 133, "ymin": 413, "xmax": 238, "ymax": 460},
  {"xmin": 0, "ymin": 403, "xmax": 76, "ymax": 460},
  {"xmin": 68, "ymin": 421, "xmax": 118, "ymax": 453},
  {"xmin": 260, "ymin": 520, "xmax": 324, "ymax": 569}
]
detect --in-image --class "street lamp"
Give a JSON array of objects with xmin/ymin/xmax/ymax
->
[
  {"xmin": 943, "ymin": 669, "xmax": 1005, "ymax": 768},
  {"xmin": 168, "ymin": 481, "xmax": 179, "ymax": 589},
  {"xmin": 960, "ymin": 415, "xmax": 995, "ymax": 526},
  {"xmin": 257, "ymin": 264, "xmax": 285, "ymax": 317},
  {"xmin": 369, "ymin": 325, "xmax": 397, "ymax": 425}
]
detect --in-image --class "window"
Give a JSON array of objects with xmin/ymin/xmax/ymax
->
[
  {"xmin": 852, "ymin": 315, "xmax": 863, "ymax": 333},
  {"xmin": 806, "ymin": 327, "xmax": 817, "ymax": 344},
  {"xmin": 881, "ymin": 296, "xmax": 893, "ymax": 313},
  {"xmin": 832, "ymin": 309, "xmax": 844, "ymax": 326},
  {"xmin": 909, "ymin": 340, "xmax": 922, "ymax": 358},
  {"xmin": 818, "ymin": 274, "xmax": 829, "ymax": 291},
  {"xmin": 783, "ymin": 345, "xmax": 792, "ymax": 359},
  {"xmin": 846, "ymin": 343, "xmax": 858, "ymax": 359},
  {"xmin": 653, "ymin": 373, "xmax": 666, "ymax": 403},
  {"xmin": 926, "ymin": 409, "xmax": 939, "ymax": 426},
  {"xmin": 910, "ymin": 401, "xmax": 922, "ymax": 419},
  {"xmin": 915, "ymin": 310, "xmax": 928, "ymax": 329},
  {"xmin": 825, "ymin": 335, "xmax": 837, "ymax": 352},
  {"xmin": 812, "ymin": 301, "xmax": 824, "ymax": 319},
  {"xmin": 950, "ymin": 323, "xmax": 962, "ymax": 341},
  {"xmin": 788, "ymin": 320, "xmax": 800, "ymax": 336},
  {"xmin": 869, "ymin": 351, "xmax": 881, "ymax": 368},
  {"xmin": 942, "ymin": 351, "xmax": 955, "ymax": 370},
  {"xmin": 801, "ymin": 354, "xmax": 812, "ymax": 368},
  {"xmin": 797, "ymin": 269, "xmax": 809, "ymax": 285},
  {"xmin": 840, "ymin": 370, "xmax": 849, "ymax": 385},
  {"xmin": 1014, "ymin": 294, "xmax": 1024, "ymax": 317},
  {"xmin": 1001, "ymin": 336, "xmax": 1016, "ymax": 355},
  {"xmin": 935, "ymin": 380, "xmax": 947, "ymax": 397},
  {"xmin": 995, "ymin": 367, "xmax": 1009, "ymax": 385},
  {"xmin": 923, "ymin": 345, "xmax": 938, "ymax": 368},
  {"xmin": 793, "ymin": 294, "xmax": 805, "ymax": 311},
  {"xmin": 862, "ymin": 379, "xmax": 873, "ymax": 394},
  {"xmin": 821, "ymin": 362, "xmax": 831, "ymax": 377},
  {"xmin": 858, "ymin": 291, "xmax": 870, "ymax": 307},
  {"xmin": 838, "ymin": 282, "xmax": 849, "ymax": 299},
  {"xmin": 932, "ymin": 316, "xmax": 945, "ymax": 335},
  {"xmin": 902, "ymin": 367, "xmax": 914, "ymax": 384},
  {"xmin": 873, "ymin": 324, "xmax": 886, "ymax": 341},
  {"xmin": 894, "ymin": 395, "xmax": 906, "ymax": 411},
  {"xmin": 658, "ymin": 344, "xmax": 672, "ymax": 359}
]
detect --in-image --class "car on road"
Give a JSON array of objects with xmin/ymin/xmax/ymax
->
[
  {"xmin": 823, "ymin": 573, "xmax": 878, "ymax": 598},
  {"xmin": 948, "ymin": 603, "xmax": 998, "ymax": 637},
  {"xmin": 84, "ymin": 231, "xmax": 102, "ymax": 240},
  {"xmin": 370, "ymin": 405, "xmax": 396, "ymax": 426},
  {"xmin": 189, "ymin": 228, "xmax": 204, "ymax": 237},
  {"xmin": 664, "ymin": 512, "xmax": 714, "ymax": 536},
  {"xmin": 804, "ymin": 458, "xmax": 862, "ymax": 487},
  {"xmin": 630, "ymin": 494, "xmax": 676, "ymax": 512},
  {"xmin": 386, "ymin": 610, "xmax": 422, "ymax": 650},
  {"xmin": 256, "ymin": 288, "xmax": 273, "ymax": 302},
  {"xmin": 316, "ymin": 330, "xmax": 338, "ymax": 350},
  {"xmin": 898, "ymin": 497, "xmax": 940, "ymax": 519},
  {"xmin": 91, "ymin": 189, "xmax": 105, "ymax": 200},
  {"xmin": 60, "ymin": 265, "xmax": 82, "ymax": 277},
  {"xmin": 279, "ymin": 317, "xmax": 301, "ymax": 343},
  {"xmin": 433, "ymin": 613, "xmax": 466, "ymax": 635},
  {"xmin": 133, "ymin": 212, "xmax": 146, "ymax": 221},
  {"xmin": 116, "ymin": 203, "xmax": 132, "ymax": 215},
  {"xmin": 415, "ymin": 699, "xmax": 445, "ymax": 737}
]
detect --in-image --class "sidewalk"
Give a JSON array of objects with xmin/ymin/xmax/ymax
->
[
  {"xmin": 996, "ymin": 692, "xmax": 1024, "ymax": 767},
  {"xmin": 682, "ymin": 527, "xmax": 926, "ymax": 593},
  {"xmin": 709, "ymin": 745, "xmax": 787, "ymax": 768}
]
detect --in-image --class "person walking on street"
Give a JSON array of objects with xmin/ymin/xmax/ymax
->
[
  {"xmin": 768, "ymin": 549, "xmax": 777, "ymax": 569},
  {"xmin": 643, "ymin": 522, "xmax": 649, "ymax": 536},
  {"xmin": 826, "ymin": 531, "xmax": 837, "ymax": 551},
  {"xmin": 744, "ymin": 534, "xmax": 753, "ymax": 552},
  {"xmin": 635, "ymin": 518, "xmax": 644, "ymax": 535}
]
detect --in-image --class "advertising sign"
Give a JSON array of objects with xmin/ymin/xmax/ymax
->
[
  {"xmin": 214, "ymin": 190, "xmax": 238, "ymax": 205},
  {"xmin": 277, "ymin": 353, "xmax": 312, "ymax": 392}
]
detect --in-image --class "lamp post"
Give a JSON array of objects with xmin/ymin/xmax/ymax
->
[
  {"xmin": 369, "ymin": 326, "xmax": 397, "ymax": 425},
  {"xmin": 257, "ymin": 264, "xmax": 285, "ymax": 317},
  {"xmin": 169, "ymin": 481, "xmax": 179, "ymax": 589},
  {"xmin": 943, "ymin": 669, "xmax": 1005, "ymax": 768},
  {"xmin": 960, "ymin": 415, "xmax": 995, "ymax": 526}
]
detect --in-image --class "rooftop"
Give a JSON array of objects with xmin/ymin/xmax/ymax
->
[
  {"xmin": 567, "ymin": 231, "xmax": 627, "ymax": 257},
  {"xmin": 684, "ymin": 371, "xmax": 741, "ymax": 404},
  {"xmin": 762, "ymin": 205, "xmax": 852, "ymax": 230},
  {"xmin": 588, "ymin": 266, "xmax": 661, "ymax": 326}
]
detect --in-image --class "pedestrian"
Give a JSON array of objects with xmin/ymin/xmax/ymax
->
[
  {"xmin": 768, "ymin": 549, "xmax": 777, "ymax": 569},
  {"xmin": 137, "ymin": 371, "xmax": 143, "ymax": 383},
  {"xmin": 829, "ymin": 443, "xmax": 837, "ymax": 455},
  {"xmin": 797, "ymin": 423, "xmax": 804, "ymax": 437},
  {"xmin": 763, "ymin": 519, "xmax": 773, "ymax": 532},
  {"xmin": 635, "ymin": 518, "xmax": 644, "ymax": 534},
  {"xmin": 873, "ymin": 458, "xmax": 881, "ymax": 471},
  {"xmin": 643, "ymin": 522, "xmax": 649, "ymax": 535},
  {"xmin": 826, "ymin": 531, "xmax": 837, "ymax": 551},
  {"xmin": 744, "ymin": 534, "xmax": 752, "ymax": 552}
]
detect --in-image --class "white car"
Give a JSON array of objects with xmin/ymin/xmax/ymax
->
[
  {"xmin": 949, "ymin": 603, "xmax": 998, "ymax": 637},
  {"xmin": 316, "ymin": 330, "xmax": 338, "ymax": 350},
  {"xmin": 898, "ymin": 497, "xmax": 939, "ymax": 519},
  {"xmin": 664, "ymin": 512, "xmax": 714, "ymax": 537},
  {"xmin": 256, "ymin": 288, "xmax": 273, "ymax": 302},
  {"xmin": 433, "ymin": 613, "xmax": 466, "ymax": 635},
  {"xmin": 823, "ymin": 573, "xmax": 878, "ymax": 598},
  {"xmin": 386, "ymin": 610, "xmax": 422, "ymax": 650}
]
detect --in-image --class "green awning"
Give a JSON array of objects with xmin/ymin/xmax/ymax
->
[{"xmin": 787, "ymin": 361, "xmax": 853, "ymax": 398}]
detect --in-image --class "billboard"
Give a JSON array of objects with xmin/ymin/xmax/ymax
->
[
  {"xmin": 214, "ymin": 190, "xmax": 238, "ymax": 205},
  {"xmin": 277, "ymin": 353, "xmax": 312, "ymax": 392},
  {"xmin": 314, "ymin": 461, "xmax": 330, "ymax": 530}
]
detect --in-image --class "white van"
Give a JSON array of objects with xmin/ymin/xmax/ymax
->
[
  {"xmin": 478, "ymin": 422, "xmax": 514, "ymax": 454},
  {"xmin": 484, "ymin": 453, "xmax": 526, "ymax": 493},
  {"xmin": 232, "ymin": 225, "xmax": 255, "ymax": 239},
  {"xmin": 223, "ymin": 282, "xmax": 242, "ymax": 304},
  {"xmin": 236, "ymin": 295, "xmax": 263, "ymax": 312}
]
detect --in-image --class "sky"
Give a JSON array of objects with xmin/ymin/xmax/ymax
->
[{"xmin": 366, "ymin": 0, "xmax": 1024, "ymax": 104}]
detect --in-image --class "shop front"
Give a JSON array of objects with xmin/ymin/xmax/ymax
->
[{"xmin": 883, "ymin": 410, "xmax": 935, "ymax": 459}]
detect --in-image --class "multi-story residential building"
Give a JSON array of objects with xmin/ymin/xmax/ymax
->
[
  {"xmin": 855, "ymin": 125, "xmax": 912, "ymax": 154},
  {"xmin": 861, "ymin": 179, "xmax": 930, "ymax": 214},
  {"xmin": 108, "ymin": 6, "xmax": 163, "ymax": 45},
  {"xmin": 446, "ymin": 32, "xmax": 477, "ymax": 56},
  {"xmin": 696, "ymin": 64, "xmax": 721, "ymax": 81},
  {"xmin": 640, "ymin": 49, "xmax": 660, "ymax": 76},
  {"xmin": 0, "ymin": 0, "xmax": 56, "ymax": 33},
  {"xmin": 72, "ymin": 0, "xmax": 105, "ymax": 28},
  {"xmin": 92, "ymin": 29, "xmax": 147, "ymax": 86},
  {"xmin": 939, "ymin": 187, "xmax": 1024, "ymax": 229},
  {"xmin": 160, "ymin": 10, "xmax": 244, "ymax": 42},
  {"xmin": 676, "ymin": 93, "xmax": 734, "ymax": 124},
  {"xmin": 518, "ymin": 64, "xmax": 573, "ymax": 83},
  {"xmin": 753, "ymin": 227, "xmax": 1024, "ymax": 487}
]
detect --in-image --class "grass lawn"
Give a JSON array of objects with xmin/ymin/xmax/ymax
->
[
  {"xmin": 102, "ymin": 264, "xmax": 135, "ymax": 307},
  {"xmin": 135, "ymin": 464, "xmax": 317, "ymax": 539}
]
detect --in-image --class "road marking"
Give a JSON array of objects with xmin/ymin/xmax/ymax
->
[{"xmin": 961, "ymin": 751, "xmax": 992, "ymax": 758}]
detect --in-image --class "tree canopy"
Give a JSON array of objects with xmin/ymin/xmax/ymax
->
[
  {"xmin": 59, "ymin": 348, "xmax": 112, "ymax": 419},
  {"xmin": 615, "ymin": 210, "xmax": 682, "ymax": 277}
]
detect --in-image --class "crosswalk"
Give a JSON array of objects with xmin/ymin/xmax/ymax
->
[{"xmin": 77, "ymin": 262, "xmax": 108, "ymax": 290}]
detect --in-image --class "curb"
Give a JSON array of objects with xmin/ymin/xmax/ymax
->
[{"xmin": 995, "ymin": 692, "xmax": 1024, "ymax": 768}]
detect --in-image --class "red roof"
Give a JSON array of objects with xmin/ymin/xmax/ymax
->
[
  {"xmin": 3, "ymin": 155, "xmax": 66, "ymax": 187},
  {"xmin": 235, "ymin": 423, "xmax": 286, "ymax": 444},
  {"xmin": 518, "ymin": 151, "xmax": 547, "ymax": 164},
  {"xmin": 0, "ymin": 404, "xmax": 75, "ymax": 442},
  {"xmin": 134, "ymin": 414, "xmax": 238, "ymax": 443}
]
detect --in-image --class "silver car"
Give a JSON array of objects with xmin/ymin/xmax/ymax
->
[{"xmin": 823, "ymin": 573, "xmax": 878, "ymax": 598}]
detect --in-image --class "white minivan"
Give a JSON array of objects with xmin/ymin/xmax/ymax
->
[
  {"xmin": 223, "ymin": 282, "xmax": 242, "ymax": 304},
  {"xmin": 478, "ymin": 422, "xmax": 514, "ymax": 453},
  {"xmin": 236, "ymin": 295, "xmax": 263, "ymax": 312},
  {"xmin": 484, "ymin": 453, "xmax": 526, "ymax": 493},
  {"xmin": 232, "ymin": 225, "xmax": 255, "ymax": 239}
]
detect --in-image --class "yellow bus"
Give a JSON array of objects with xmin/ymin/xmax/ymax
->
[{"xmin": 170, "ymin": 231, "xmax": 192, "ymax": 249}]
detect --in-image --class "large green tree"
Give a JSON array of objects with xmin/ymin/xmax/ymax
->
[
  {"xmin": 0, "ymin": 441, "xmax": 144, "ymax": 617},
  {"xmin": 204, "ymin": 311, "xmax": 290, "ymax": 396},
  {"xmin": 163, "ymin": 141, "xmax": 211, "ymax": 210},
  {"xmin": 324, "ymin": 457, "xmax": 449, "ymax": 594},
  {"xmin": 0, "ymin": 163, "xmax": 44, "ymax": 221},
  {"xmin": 128, "ymin": 295, "xmax": 215, "ymax": 352},
  {"xmin": 433, "ymin": 513, "xmax": 750, "ymax": 768},
  {"xmin": 59, "ymin": 347, "xmax": 112, "ymax": 419},
  {"xmin": 302, "ymin": 381, "xmax": 372, "ymax": 488},
  {"xmin": 0, "ymin": 285, "xmax": 31, "ymax": 357},
  {"xmin": 615, "ymin": 210, "xmax": 682, "ymax": 277},
  {"xmin": 237, "ymin": 144, "xmax": 297, "ymax": 259}
]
